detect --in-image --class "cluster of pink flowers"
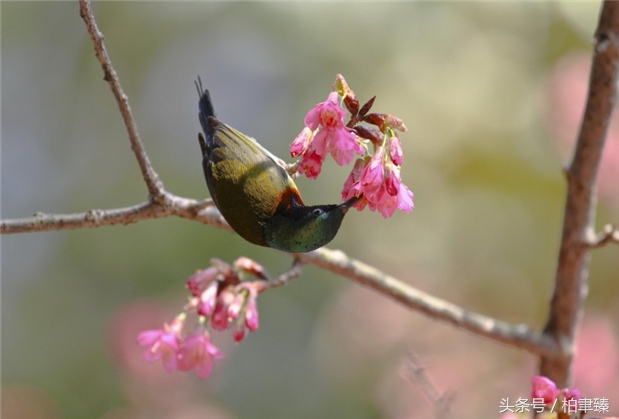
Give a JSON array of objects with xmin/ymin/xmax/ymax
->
[
  {"xmin": 138, "ymin": 258, "xmax": 266, "ymax": 379},
  {"xmin": 342, "ymin": 139, "xmax": 414, "ymax": 218},
  {"xmin": 137, "ymin": 316, "xmax": 222, "ymax": 379},
  {"xmin": 291, "ymin": 91, "xmax": 365, "ymax": 177},
  {"xmin": 290, "ymin": 74, "xmax": 414, "ymax": 218},
  {"xmin": 531, "ymin": 376, "xmax": 582, "ymax": 417}
]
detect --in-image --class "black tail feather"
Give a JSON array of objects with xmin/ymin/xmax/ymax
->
[{"xmin": 195, "ymin": 76, "xmax": 216, "ymax": 150}]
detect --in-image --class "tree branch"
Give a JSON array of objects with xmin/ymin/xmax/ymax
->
[
  {"xmin": 0, "ymin": 0, "xmax": 562, "ymax": 362},
  {"xmin": 260, "ymin": 259, "xmax": 305, "ymax": 291},
  {"xmin": 541, "ymin": 0, "xmax": 619, "ymax": 386},
  {"xmin": 297, "ymin": 248, "xmax": 557, "ymax": 357},
  {"xmin": 1, "ymin": 196, "xmax": 225, "ymax": 234},
  {"xmin": 79, "ymin": 0, "xmax": 165, "ymax": 203},
  {"xmin": 1, "ymin": 198, "xmax": 556, "ymax": 356}
]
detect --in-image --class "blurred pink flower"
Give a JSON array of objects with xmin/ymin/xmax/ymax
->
[
  {"xmin": 233, "ymin": 257, "xmax": 267, "ymax": 279},
  {"xmin": 177, "ymin": 329, "xmax": 223, "ymax": 380},
  {"xmin": 531, "ymin": 376, "xmax": 560, "ymax": 404},
  {"xmin": 211, "ymin": 287, "xmax": 235, "ymax": 331},
  {"xmin": 226, "ymin": 293, "xmax": 245, "ymax": 320},
  {"xmin": 383, "ymin": 114, "xmax": 408, "ymax": 132},
  {"xmin": 232, "ymin": 282, "xmax": 260, "ymax": 342},
  {"xmin": 197, "ymin": 280, "xmax": 219, "ymax": 317},
  {"xmin": 560, "ymin": 387, "xmax": 581, "ymax": 401},
  {"xmin": 187, "ymin": 268, "xmax": 218, "ymax": 297},
  {"xmin": 573, "ymin": 315, "xmax": 619, "ymax": 404},
  {"xmin": 397, "ymin": 183, "xmax": 415, "ymax": 213},
  {"xmin": 244, "ymin": 296, "xmax": 259, "ymax": 332},
  {"xmin": 137, "ymin": 315, "xmax": 184, "ymax": 373},
  {"xmin": 384, "ymin": 161, "xmax": 402, "ymax": 196},
  {"xmin": 388, "ymin": 135, "xmax": 403, "ymax": 166}
]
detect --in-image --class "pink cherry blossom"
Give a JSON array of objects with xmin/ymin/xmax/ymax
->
[
  {"xmin": 397, "ymin": 183, "xmax": 414, "ymax": 213},
  {"xmin": 177, "ymin": 329, "xmax": 223, "ymax": 380},
  {"xmin": 211, "ymin": 288, "xmax": 235, "ymax": 331},
  {"xmin": 137, "ymin": 315, "xmax": 184, "ymax": 373},
  {"xmin": 298, "ymin": 149, "xmax": 325, "ymax": 179},
  {"xmin": 342, "ymin": 158, "xmax": 366, "ymax": 200},
  {"xmin": 232, "ymin": 282, "xmax": 260, "ymax": 342},
  {"xmin": 384, "ymin": 161, "xmax": 402, "ymax": 196},
  {"xmin": 310, "ymin": 129, "xmax": 330, "ymax": 157},
  {"xmin": 233, "ymin": 257, "xmax": 267, "ymax": 279},
  {"xmin": 295, "ymin": 91, "xmax": 363, "ymax": 176},
  {"xmin": 373, "ymin": 188, "xmax": 399, "ymax": 218},
  {"xmin": 388, "ymin": 135, "xmax": 403, "ymax": 166},
  {"xmin": 341, "ymin": 150, "xmax": 413, "ymax": 217},
  {"xmin": 360, "ymin": 147, "xmax": 385, "ymax": 194},
  {"xmin": 227, "ymin": 293, "xmax": 246, "ymax": 320},
  {"xmin": 186, "ymin": 267, "xmax": 218, "ymax": 297},
  {"xmin": 383, "ymin": 115, "xmax": 408, "ymax": 132},
  {"xmin": 244, "ymin": 294, "xmax": 259, "ymax": 332},
  {"xmin": 329, "ymin": 130, "xmax": 364, "ymax": 166},
  {"xmin": 290, "ymin": 127, "xmax": 313, "ymax": 158},
  {"xmin": 197, "ymin": 280, "xmax": 219, "ymax": 317},
  {"xmin": 531, "ymin": 376, "xmax": 560, "ymax": 404},
  {"xmin": 304, "ymin": 92, "xmax": 346, "ymax": 130},
  {"xmin": 560, "ymin": 387, "xmax": 582, "ymax": 401}
]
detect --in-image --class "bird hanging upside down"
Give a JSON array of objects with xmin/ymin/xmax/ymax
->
[{"xmin": 196, "ymin": 79, "xmax": 358, "ymax": 252}]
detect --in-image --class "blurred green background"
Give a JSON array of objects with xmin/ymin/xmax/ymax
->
[{"xmin": 2, "ymin": 2, "xmax": 618, "ymax": 418}]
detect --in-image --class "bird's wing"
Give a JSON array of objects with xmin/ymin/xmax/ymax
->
[{"xmin": 207, "ymin": 118, "xmax": 300, "ymax": 197}]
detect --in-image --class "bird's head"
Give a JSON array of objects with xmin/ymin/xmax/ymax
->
[{"xmin": 264, "ymin": 196, "xmax": 360, "ymax": 252}]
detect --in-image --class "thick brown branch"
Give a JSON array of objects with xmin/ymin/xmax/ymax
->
[
  {"xmin": 541, "ymin": 0, "xmax": 619, "ymax": 386},
  {"xmin": 0, "ymin": 196, "xmax": 225, "ymax": 235},
  {"xmin": 79, "ymin": 0, "xmax": 165, "ymax": 203},
  {"xmin": 0, "ymin": 200, "xmax": 554, "ymax": 356},
  {"xmin": 298, "ymin": 248, "xmax": 557, "ymax": 357}
]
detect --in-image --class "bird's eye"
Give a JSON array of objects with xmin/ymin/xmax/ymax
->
[{"xmin": 311, "ymin": 208, "xmax": 324, "ymax": 216}]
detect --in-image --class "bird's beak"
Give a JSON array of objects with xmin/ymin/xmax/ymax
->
[{"xmin": 339, "ymin": 195, "xmax": 362, "ymax": 213}]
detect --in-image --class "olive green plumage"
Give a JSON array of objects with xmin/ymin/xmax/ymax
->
[{"xmin": 196, "ymin": 79, "xmax": 357, "ymax": 252}]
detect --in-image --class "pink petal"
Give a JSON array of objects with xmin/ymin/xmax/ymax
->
[
  {"xmin": 397, "ymin": 183, "xmax": 414, "ymax": 213},
  {"xmin": 245, "ymin": 298, "xmax": 259, "ymax": 331},
  {"xmin": 290, "ymin": 127, "xmax": 313, "ymax": 158}
]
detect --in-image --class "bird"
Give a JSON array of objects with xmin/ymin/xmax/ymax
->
[{"xmin": 195, "ymin": 78, "xmax": 358, "ymax": 252}]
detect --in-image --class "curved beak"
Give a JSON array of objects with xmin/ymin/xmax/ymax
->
[{"xmin": 339, "ymin": 195, "xmax": 362, "ymax": 213}]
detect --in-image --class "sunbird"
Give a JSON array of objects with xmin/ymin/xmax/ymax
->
[{"xmin": 196, "ymin": 79, "xmax": 358, "ymax": 252}]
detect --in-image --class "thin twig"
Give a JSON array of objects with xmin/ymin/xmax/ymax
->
[
  {"xmin": 586, "ymin": 224, "xmax": 619, "ymax": 248},
  {"xmin": 260, "ymin": 259, "xmax": 305, "ymax": 292},
  {"xmin": 404, "ymin": 352, "xmax": 457, "ymax": 419},
  {"xmin": 541, "ymin": 0, "xmax": 619, "ymax": 386},
  {"xmin": 79, "ymin": 0, "xmax": 165, "ymax": 203}
]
